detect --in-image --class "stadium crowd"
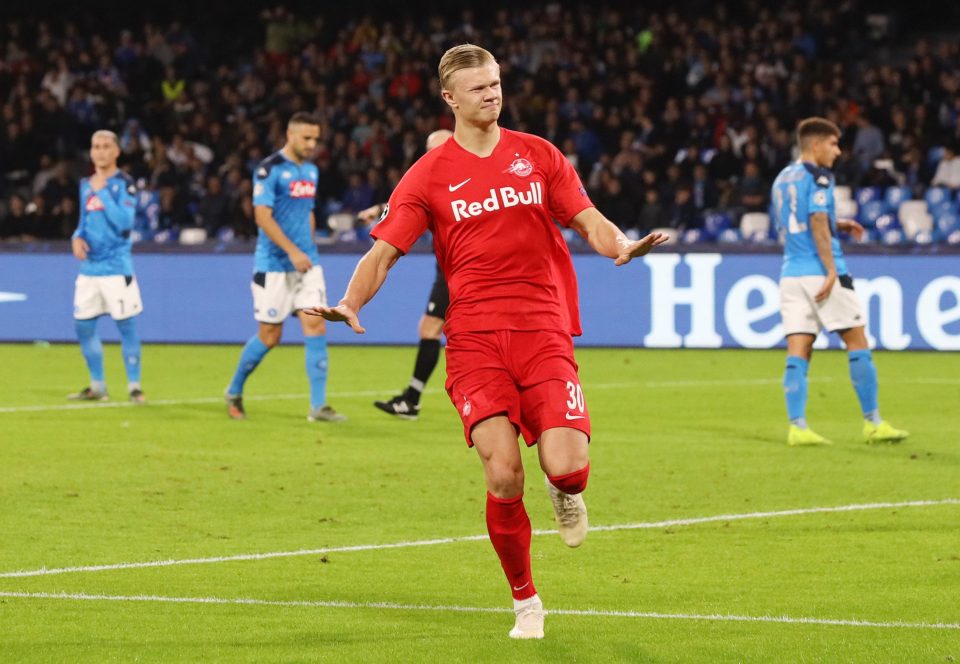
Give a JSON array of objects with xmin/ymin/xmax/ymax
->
[{"xmin": 1, "ymin": 2, "xmax": 959, "ymax": 243}]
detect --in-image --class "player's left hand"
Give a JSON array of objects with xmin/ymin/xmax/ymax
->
[
  {"xmin": 304, "ymin": 303, "xmax": 366, "ymax": 334},
  {"xmin": 837, "ymin": 218, "xmax": 866, "ymax": 240},
  {"xmin": 614, "ymin": 232, "xmax": 670, "ymax": 266}
]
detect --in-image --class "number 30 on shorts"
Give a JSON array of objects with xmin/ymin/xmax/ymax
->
[{"xmin": 565, "ymin": 381, "xmax": 585, "ymax": 413}]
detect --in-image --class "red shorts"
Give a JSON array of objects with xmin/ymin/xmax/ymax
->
[{"xmin": 444, "ymin": 329, "xmax": 591, "ymax": 447}]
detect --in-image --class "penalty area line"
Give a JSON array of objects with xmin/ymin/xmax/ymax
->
[
  {"xmin": 1, "ymin": 498, "xmax": 956, "ymax": 580},
  {"xmin": 0, "ymin": 591, "xmax": 956, "ymax": 631}
]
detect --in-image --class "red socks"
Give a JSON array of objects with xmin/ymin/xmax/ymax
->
[
  {"xmin": 548, "ymin": 462, "xmax": 590, "ymax": 495},
  {"xmin": 485, "ymin": 492, "xmax": 536, "ymax": 600}
]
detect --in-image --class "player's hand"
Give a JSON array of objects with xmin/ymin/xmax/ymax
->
[
  {"xmin": 357, "ymin": 204, "xmax": 383, "ymax": 225},
  {"xmin": 304, "ymin": 302, "xmax": 365, "ymax": 334},
  {"xmin": 71, "ymin": 236, "xmax": 89, "ymax": 260},
  {"xmin": 815, "ymin": 270, "xmax": 837, "ymax": 303},
  {"xmin": 614, "ymin": 231, "xmax": 670, "ymax": 266},
  {"xmin": 288, "ymin": 249, "xmax": 313, "ymax": 272},
  {"xmin": 837, "ymin": 218, "xmax": 866, "ymax": 240}
]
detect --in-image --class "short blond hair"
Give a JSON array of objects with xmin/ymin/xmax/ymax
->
[
  {"xmin": 438, "ymin": 44, "xmax": 497, "ymax": 90},
  {"xmin": 91, "ymin": 129, "xmax": 120, "ymax": 148}
]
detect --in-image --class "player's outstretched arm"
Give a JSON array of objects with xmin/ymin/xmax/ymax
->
[
  {"xmin": 570, "ymin": 207, "xmax": 668, "ymax": 265},
  {"xmin": 303, "ymin": 239, "xmax": 403, "ymax": 334}
]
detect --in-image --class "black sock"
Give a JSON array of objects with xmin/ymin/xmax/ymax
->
[{"xmin": 404, "ymin": 339, "xmax": 441, "ymax": 405}]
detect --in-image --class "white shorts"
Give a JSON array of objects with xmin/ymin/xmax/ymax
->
[
  {"xmin": 780, "ymin": 275, "xmax": 864, "ymax": 336},
  {"xmin": 252, "ymin": 266, "xmax": 327, "ymax": 324},
  {"xmin": 74, "ymin": 274, "xmax": 144, "ymax": 321}
]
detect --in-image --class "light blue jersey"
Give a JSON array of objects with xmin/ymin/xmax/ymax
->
[
  {"xmin": 252, "ymin": 151, "xmax": 321, "ymax": 273},
  {"xmin": 772, "ymin": 161, "xmax": 848, "ymax": 278},
  {"xmin": 72, "ymin": 172, "xmax": 137, "ymax": 276}
]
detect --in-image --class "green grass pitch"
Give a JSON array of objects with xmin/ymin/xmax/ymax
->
[{"xmin": 0, "ymin": 343, "xmax": 958, "ymax": 662}]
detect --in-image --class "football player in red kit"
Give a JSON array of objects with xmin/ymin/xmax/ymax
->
[{"xmin": 310, "ymin": 44, "xmax": 667, "ymax": 639}]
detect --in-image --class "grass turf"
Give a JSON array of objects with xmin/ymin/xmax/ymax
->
[{"xmin": 0, "ymin": 343, "xmax": 958, "ymax": 662}]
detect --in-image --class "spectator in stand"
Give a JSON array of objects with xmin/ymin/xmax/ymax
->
[{"xmin": 932, "ymin": 144, "xmax": 960, "ymax": 190}]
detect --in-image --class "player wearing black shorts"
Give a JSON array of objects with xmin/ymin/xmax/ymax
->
[{"xmin": 357, "ymin": 130, "xmax": 452, "ymax": 420}]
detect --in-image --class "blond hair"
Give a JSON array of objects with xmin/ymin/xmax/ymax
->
[
  {"xmin": 91, "ymin": 129, "xmax": 120, "ymax": 148},
  {"xmin": 438, "ymin": 44, "xmax": 497, "ymax": 90}
]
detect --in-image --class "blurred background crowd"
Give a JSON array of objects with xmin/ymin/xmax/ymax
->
[{"xmin": 1, "ymin": 0, "xmax": 959, "ymax": 244}]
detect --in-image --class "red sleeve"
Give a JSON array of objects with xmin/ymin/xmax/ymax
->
[
  {"xmin": 545, "ymin": 142, "xmax": 593, "ymax": 227},
  {"xmin": 370, "ymin": 169, "xmax": 430, "ymax": 253}
]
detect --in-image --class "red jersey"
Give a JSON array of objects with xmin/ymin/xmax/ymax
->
[{"xmin": 371, "ymin": 128, "xmax": 592, "ymax": 337}]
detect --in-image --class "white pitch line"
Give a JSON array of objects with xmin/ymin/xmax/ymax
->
[
  {"xmin": 2, "ymin": 499, "xmax": 956, "ymax": 580},
  {"xmin": 0, "ymin": 378, "xmax": 821, "ymax": 414},
  {"xmin": 0, "ymin": 591, "xmax": 956, "ymax": 631}
]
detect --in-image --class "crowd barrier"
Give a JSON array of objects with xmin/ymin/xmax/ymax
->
[{"xmin": 1, "ymin": 251, "xmax": 957, "ymax": 350}]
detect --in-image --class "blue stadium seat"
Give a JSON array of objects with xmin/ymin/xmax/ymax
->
[
  {"xmin": 681, "ymin": 228, "xmax": 707, "ymax": 244},
  {"xmin": 931, "ymin": 201, "xmax": 958, "ymax": 220},
  {"xmin": 935, "ymin": 213, "xmax": 959, "ymax": 237},
  {"xmin": 925, "ymin": 187, "xmax": 950, "ymax": 208},
  {"xmin": 703, "ymin": 212, "xmax": 732, "ymax": 237},
  {"xmin": 913, "ymin": 230, "xmax": 935, "ymax": 245},
  {"xmin": 882, "ymin": 229, "xmax": 905, "ymax": 245},
  {"xmin": 717, "ymin": 228, "xmax": 741, "ymax": 243},
  {"xmin": 883, "ymin": 186, "xmax": 911, "ymax": 211},
  {"xmin": 873, "ymin": 214, "xmax": 900, "ymax": 234},
  {"xmin": 855, "ymin": 187, "xmax": 882, "ymax": 207},
  {"xmin": 858, "ymin": 200, "xmax": 886, "ymax": 227},
  {"xmin": 947, "ymin": 229, "xmax": 960, "ymax": 246}
]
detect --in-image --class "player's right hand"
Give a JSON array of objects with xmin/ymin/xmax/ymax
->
[
  {"xmin": 305, "ymin": 303, "xmax": 366, "ymax": 334},
  {"xmin": 815, "ymin": 271, "xmax": 837, "ymax": 303},
  {"xmin": 289, "ymin": 249, "xmax": 313, "ymax": 272},
  {"xmin": 71, "ymin": 237, "xmax": 89, "ymax": 260}
]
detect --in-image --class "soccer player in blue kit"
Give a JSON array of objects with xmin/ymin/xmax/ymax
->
[
  {"xmin": 772, "ymin": 117, "xmax": 908, "ymax": 446},
  {"xmin": 69, "ymin": 130, "xmax": 145, "ymax": 403},
  {"xmin": 225, "ymin": 112, "xmax": 345, "ymax": 422}
]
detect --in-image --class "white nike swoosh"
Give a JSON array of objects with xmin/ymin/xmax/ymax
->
[
  {"xmin": 448, "ymin": 178, "xmax": 471, "ymax": 192},
  {"xmin": 565, "ymin": 413, "xmax": 586, "ymax": 421},
  {"xmin": 512, "ymin": 582, "xmax": 530, "ymax": 591}
]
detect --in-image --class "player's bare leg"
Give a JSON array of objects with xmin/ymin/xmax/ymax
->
[
  {"xmin": 225, "ymin": 322, "xmax": 282, "ymax": 420},
  {"xmin": 472, "ymin": 415, "xmax": 544, "ymax": 639},
  {"xmin": 539, "ymin": 427, "xmax": 590, "ymax": 547},
  {"xmin": 300, "ymin": 312, "xmax": 345, "ymax": 422}
]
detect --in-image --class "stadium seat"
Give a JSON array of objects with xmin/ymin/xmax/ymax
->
[
  {"xmin": 873, "ymin": 214, "xmax": 900, "ymax": 234},
  {"xmin": 882, "ymin": 229, "xmax": 905, "ymax": 245},
  {"xmin": 179, "ymin": 227, "xmax": 208, "ymax": 245},
  {"xmin": 913, "ymin": 230, "xmax": 935, "ymax": 245},
  {"xmin": 898, "ymin": 200, "xmax": 933, "ymax": 239},
  {"xmin": 858, "ymin": 200, "xmax": 886, "ymax": 227},
  {"xmin": 931, "ymin": 201, "xmax": 958, "ymax": 220},
  {"xmin": 717, "ymin": 228, "xmax": 741, "ymax": 243},
  {"xmin": 651, "ymin": 227, "xmax": 680, "ymax": 244},
  {"xmin": 834, "ymin": 185, "xmax": 853, "ymax": 203},
  {"xmin": 703, "ymin": 212, "xmax": 732, "ymax": 237},
  {"xmin": 936, "ymin": 213, "xmax": 960, "ymax": 237},
  {"xmin": 855, "ymin": 187, "xmax": 882, "ymax": 207},
  {"xmin": 681, "ymin": 228, "xmax": 706, "ymax": 244},
  {"xmin": 739, "ymin": 212, "xmax": 770, "ymax": 237},
  {"xmin": 883, "ymin": 186, "xmax": 911, "ymax": 211},
  {"xmin": 317, "ymin": 213, "xmax": 356, "ymax": 245},
  {"xmin": 836, "ymin": 198, "xmax": 858, "ymax": 220},
  {"xmin": 947, "ymin": 229, "xmax": 960, "ymax": 246},
  {"xmin": 925, "ymin": 187, "xmax": 950, "ymax": 208}
]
